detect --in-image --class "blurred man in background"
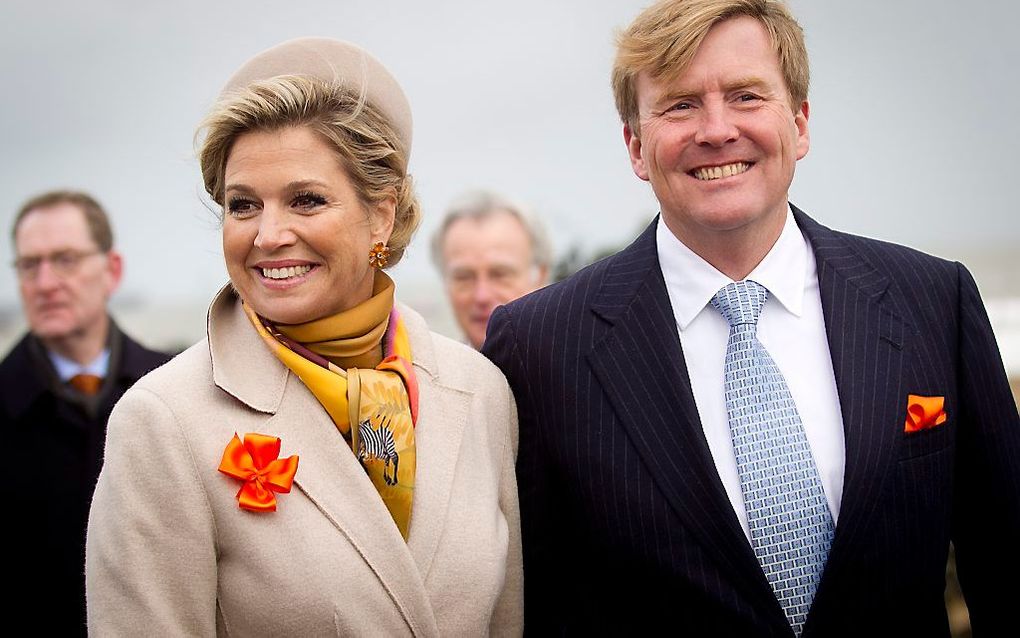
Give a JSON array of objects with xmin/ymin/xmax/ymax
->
[
  {"xmin": 1, "ymin": 190, "xmax": 170, "ymax": 635},
  {"xmin": 432, "ymin": 190, "xmax": 552, "ymax": 349}
]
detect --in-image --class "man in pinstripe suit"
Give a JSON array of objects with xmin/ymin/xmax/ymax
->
[{"xmin": 483, "ymin": 0, "xmax": 1019, "ymax": 635}]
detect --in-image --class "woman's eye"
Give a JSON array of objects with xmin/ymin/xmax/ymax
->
[
  {"xmin": 226, "ymin": 197, "xmax": 259, "ymax": 218},
  {"xmin": 293, "ymin": 192, "xmax": 327, "ymax": 209}
]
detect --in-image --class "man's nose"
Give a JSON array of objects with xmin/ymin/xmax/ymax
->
[
  {"xmin": 32, "ymin": 260, "xmax": 63, "ymax": 290},
  {"xmin": 694, "ymin": 103, "xmax": 739, "ymax": 147},
  {"xmin": 472, "ymin": 276, "xmax": 497, "ymax": 305}
]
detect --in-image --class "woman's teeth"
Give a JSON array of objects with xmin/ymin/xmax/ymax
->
[{"xmin": 261, "ymin": 265, "xmax": 312, "ymax": 280}]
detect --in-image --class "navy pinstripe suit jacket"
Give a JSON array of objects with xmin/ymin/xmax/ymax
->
[{"xmin": 483, "ymin": 207, "xmax": 1019, "ymax": 637}]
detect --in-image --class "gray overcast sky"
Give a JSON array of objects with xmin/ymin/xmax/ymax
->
[{"xmin": 1, "ymin": 0, "xmax": 1018, "ymax": 343}]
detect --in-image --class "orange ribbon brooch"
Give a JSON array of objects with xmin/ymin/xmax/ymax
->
[
  {"xmin": 904, "ymin": 394, "xmax": 948, "ymax": 434},
  {"xmin": 218, "ymin": 433, "xmax": 299, "ymax": 512}
]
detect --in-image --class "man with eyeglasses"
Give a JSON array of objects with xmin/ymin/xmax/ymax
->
[{"xmin": 1, "ymin": 190, "xmax": 170, "ymax": 636}]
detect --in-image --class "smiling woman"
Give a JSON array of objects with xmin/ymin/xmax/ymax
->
[
  {"xmin": 84, "ymin": 37, "xmax": 523, "ymax": 637},
  {"xmin": 220, "ymin": 126, "xmax": 391, "ymax": 324}
]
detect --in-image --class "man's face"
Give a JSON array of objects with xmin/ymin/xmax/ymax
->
[
  {"xmin": 441, "ymin": 211, "xmax": 546, "ymax": 349},
  {"xmin": 624, "ymin": 16, "xmax": 809, "ymax": 251},
  {"xmin": 15, "ymin": 203, "xmax": 121, "ymax": 345}
]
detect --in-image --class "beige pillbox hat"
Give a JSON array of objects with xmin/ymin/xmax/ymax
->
[{"xmin": 220, "ymin": 37, "xmax": 413, "ymax": 157}]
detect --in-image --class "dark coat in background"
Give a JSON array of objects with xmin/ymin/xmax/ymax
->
[
  {"xmin": 483, "ymin": 207, "xmax": 1019, "ymax": 637},
  {"xmin": 1, "ymin": 323, "xmax": 170, "ymax": 637}
]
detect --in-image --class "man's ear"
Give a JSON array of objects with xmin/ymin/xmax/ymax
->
[
  {"xmin": 104, "ymin": 250, "xmax": 124, "ymax": 296},
  {"xmin": 795, "ymin": 99, "xmax": 810, "ymax": 161},
  {"xmin": 624, "ymin": 123, "xmax": 650, "ymax": 181}
]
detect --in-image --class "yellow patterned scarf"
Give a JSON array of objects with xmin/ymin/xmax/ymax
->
[{"xmin": 242, "ymin": 272, "xmax": 418, "ymax": 539}]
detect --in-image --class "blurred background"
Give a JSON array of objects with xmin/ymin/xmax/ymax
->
[{"xmin": 2, "ymin": 2, "xmax": 1017, "ymax": 634}]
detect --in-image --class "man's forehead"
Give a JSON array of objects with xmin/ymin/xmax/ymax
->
[
  {"xmin": 15, "ymin": 202, "xmax": 95, "ymax": 251},
  {"xmin": 445, "ymin": 211, "xmax": 531, "ymax": 247}
]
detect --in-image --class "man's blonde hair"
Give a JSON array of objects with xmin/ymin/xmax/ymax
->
[{"xmin": 611, "ymin": 0, "xmax": 809, "ymax": 132}]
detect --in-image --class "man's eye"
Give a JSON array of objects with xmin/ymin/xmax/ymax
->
[
  {"xmin": 737, "ymin": 93, "xmax": 760, "ymax": 102},
  {"xmin": 52, "ymin": 252, "xmax": 77, "ymax": 267},
  {"xmin": 669, "ymin": 102, "xmax": 692, "ymax": 111}
]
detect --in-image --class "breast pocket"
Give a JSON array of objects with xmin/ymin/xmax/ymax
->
[{"xmin": 897, "ymin": 417, "xmax": 954, "ymax": 462}]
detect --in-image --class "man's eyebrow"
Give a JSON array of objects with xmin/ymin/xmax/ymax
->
[{"xmin": 722, "ymin": 76, "xmax": 771, "ymax": 93}]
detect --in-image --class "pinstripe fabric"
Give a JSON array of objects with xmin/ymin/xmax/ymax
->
[{"xmin": 483, "ymin": 207, "xmax": 1019, "ymax": 636}]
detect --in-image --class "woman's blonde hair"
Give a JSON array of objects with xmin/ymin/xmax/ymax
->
[
  {"xmin": 197, "ymin": 75, "xmax": 421, "ymax": 267},
  {"xmin": 612, "ymin": 0, "xmax": 809, "ymax": 133}
]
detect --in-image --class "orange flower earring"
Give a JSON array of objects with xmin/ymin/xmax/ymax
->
[{"xmin": 369, "ymin": 242, "xmax": 391, "ymax": 268}]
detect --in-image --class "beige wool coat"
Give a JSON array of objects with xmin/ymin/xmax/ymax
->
[{"xmin": 85, "ymin": 286, "xmax": 523, "ymax": 637}]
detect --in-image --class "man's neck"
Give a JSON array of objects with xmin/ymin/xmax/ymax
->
[
  {"xmin": 664, "ymin": 208, "xmax": 788, "ymax": 281},
  {"xmin": 41, "ymin": 315, "xmax": 110, "ymax": 366}
]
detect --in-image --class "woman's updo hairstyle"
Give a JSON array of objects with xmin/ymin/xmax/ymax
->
[{"xmin": 197, "ymin": 38, "xmax": 421, "ymax": 267}]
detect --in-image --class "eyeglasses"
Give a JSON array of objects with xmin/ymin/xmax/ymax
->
[{"xmin": 13, "ymin": 249, "xmax": 103, "ymax": 280}]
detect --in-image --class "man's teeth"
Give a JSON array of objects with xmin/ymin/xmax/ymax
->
[
  {"xmin": 693, "ymin": 162, "xmax": 750, "ymax": 181},
  {"xmin": 261, "ymin": 265, "xmax": 312, "ymax": 280}
]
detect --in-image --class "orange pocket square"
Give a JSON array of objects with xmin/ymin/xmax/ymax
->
[{"xmin": 904, "ymin": 394, "xmax": 947, "ymax": 433}]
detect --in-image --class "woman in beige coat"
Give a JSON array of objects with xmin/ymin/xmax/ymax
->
[{"xmin": 85, "ymin": 38, "xmax": 522, "ymax": 637}]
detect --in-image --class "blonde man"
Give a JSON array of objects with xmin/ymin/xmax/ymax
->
[{"xmin": 483, "ymin": 0, "xmax": 1018, "ymax": 635}]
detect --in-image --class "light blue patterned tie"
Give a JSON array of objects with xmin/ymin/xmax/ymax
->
[{"xmin": 711, "ymin": 280, "xmax": 834, "ymax": 636}]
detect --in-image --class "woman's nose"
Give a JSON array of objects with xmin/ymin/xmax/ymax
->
[{"xmin": 253, "ymin": 208, "xmax": 297, "ymax": 251}]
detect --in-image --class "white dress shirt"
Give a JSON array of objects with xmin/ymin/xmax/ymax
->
[
  {"xmin": 49, "ymin": 348, "xmax": 111, "ymax": 382},
  {"xmin": 657, "ymin": 206, "xmax": 845, "ymax": 540}
]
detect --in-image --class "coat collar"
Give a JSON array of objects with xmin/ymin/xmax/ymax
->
[
  {"xmin": 0, "ymin": 319, "xmax": 156, "ymax": 420},
  {"xmin": 208, "ymin": 284, "xmax": 468, "ymax": 637}
]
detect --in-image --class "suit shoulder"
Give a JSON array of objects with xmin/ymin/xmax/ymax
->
[
  {"xmin": 0, "ymin": 334, "xmax": 32, "ymax": 376},
  {"xmin": 427, "ymin": 330, "xmax": 510, "ymax": 394},
  {"xmin": 499, "ymin": 250, "xmax": 619, "ymax": 322},
  {"xmin": 119, "ymin": 332, "xmax": 175, "ymax": 379},
  {"xmin": 832, "ymin": 229, "xmax": 961, "ymax": 283}
]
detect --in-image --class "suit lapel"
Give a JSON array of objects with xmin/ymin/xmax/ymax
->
[
  {"xmin": 585, "ymin": 222, "xmax": 783, "ymax": 618},
  {"xmin": 794, "ymin": 209, "xmax": 912, "ymax": 606},
  {"xmin": 208, "ymin": 285, "xmax": 440, "ymax": 637}
]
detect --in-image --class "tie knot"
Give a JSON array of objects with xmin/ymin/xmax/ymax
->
[
  {"xmin": 711, "ymin": 280, "xmax": 769, "ymax": 327},
  {"xmin": 69, "ymin": 373, "xmax": 103, "ymax": 396}
]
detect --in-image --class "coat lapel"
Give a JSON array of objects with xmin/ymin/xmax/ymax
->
[
  {"xmin": 585, "ymin": 222, "xmax": 784, "ymax": 619},
  {"xmin": 793, "ymin": 209, "xmax": 912, "ymax": 612},
  {"xmin": 397, "ymin": 303, "xmax": 472, "ymax": 582},
  {"xmin": 208, "ymin": 285, "xmax": 442, "ymax": 637}
]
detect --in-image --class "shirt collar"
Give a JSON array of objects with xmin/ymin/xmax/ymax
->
[
  {"xmin": 657, "ymin": 205, "xmax": 807, "ymax": 331},
  {"xmin": 48, "ymin": 347, "xmax": 111, "ymax": 382}
]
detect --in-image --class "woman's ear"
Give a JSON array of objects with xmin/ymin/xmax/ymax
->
[{"xmin": 371, "ymin": 194, "xmax": 397, "ymax": 245}]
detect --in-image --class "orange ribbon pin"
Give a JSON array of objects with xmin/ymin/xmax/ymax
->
[
  {"xmin": 218, "ymin": 433, "xmax": 299, "ymax": 512},
  {"xmin": 904, "ymin": 394, "xmax": 947, "ymax": 434}
]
